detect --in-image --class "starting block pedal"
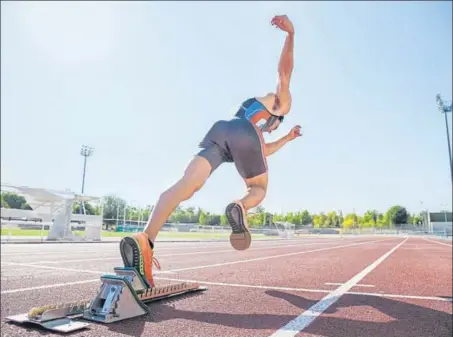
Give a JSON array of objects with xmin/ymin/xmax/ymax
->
[
  {"xmin": 113, "ymin": 266, "xmax": 149, "ymax": 291},
  {"xmin": 6, "ymin": 266, "xmax": 207, "ymax": 333},
  {"xmin": 6, "ymin": 300, "xmax": 92, "ymax": 333}
]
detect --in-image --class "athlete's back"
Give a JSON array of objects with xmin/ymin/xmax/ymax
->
[{"xmin": 234, "ymin": 95, "xmax": 284, "ymax": 134}]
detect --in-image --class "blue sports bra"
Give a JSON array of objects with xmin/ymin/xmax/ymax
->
[{"xmin": 235, "ymin": 97, "xmax": 284, "ymax": 132}]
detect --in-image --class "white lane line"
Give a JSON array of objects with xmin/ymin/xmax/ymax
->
[
  {"xmin": 0, "ymin": 239, "xmax": 339, "ymax": 257},
  {"xmin": 1, "ymin": 262, "xmax": 106, "ymax": 275},
  {"xmin": 324, "ymin": 282, "xmax": 375, "ymax": 288},
  {"xmin": 1, "ymin": 239, "xmax": 383, "ymax": 275},
  {"xmin": 346, "ymin": 291, "xmax": 453, "ymax": 302},
  {"xmin": 423, "ymin": 238, "xmax": 453, "ymax": 247},
  {"xmin": 156, "ymin": 277, "xmax": 330, "ymax": 294},
  {"xmin": 10, "ymin": 239, "xmax": 388, "ymax": 275},
  {"xmin": 4, "ymin": 272, "xmax": 451, "ymax": 304},
  {"xmin": 1, "ymin": 279, "xmax": 100, "ymax": 294},
  {"xmin": 1, "ymin": 261, "xmax": 176, "ymax": 276},
  {"xmin": 0, "ymin": 239, "xmax": 388, "ymax": 293},
  {"xmin": 267, "ymin": 238, "xmax": 408, "ymax": 337},
  {"xmin": 2, "ymin": 239, "xmax": 385, "ymax": 274},
  {"xmin": 155, "ymin": 276, "xmax": 452, "ymax": 302},
  {"xmin": 165, "ymin": 239, "xmax": 389, "ymax": 273},
  {"xmin": 24, "ymin": 241, "xmax": 341, "ymax": 265}
]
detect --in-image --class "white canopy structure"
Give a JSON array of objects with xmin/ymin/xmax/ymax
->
[
  {"xmin": 1, "ymin": 183, "xmax": 102, "ymax": 242},
  {"xmin": 274, "ymin": 221, "xmax": 295, "ymax": 239}
]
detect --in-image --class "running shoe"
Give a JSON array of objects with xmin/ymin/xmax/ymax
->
[
  {"xmin": 225, "ymin": 201, "xmax": 252, "ymax": 250},
  {"xmin": 119, "ymin": 232, "xmax": 160, "ymax": 287}
]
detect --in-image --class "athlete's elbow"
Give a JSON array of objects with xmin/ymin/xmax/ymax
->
[
  {"xmin": 277, "ymin": 96, "xmax": 292, "ymax": 115},
  {"xmin": 264, "ymin": 145, "xmax": 277, "ymax": 157}
]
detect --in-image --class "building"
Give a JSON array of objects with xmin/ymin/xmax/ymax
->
[{"xmin": 423, "ymin": 211, "xmax": 452, "ymax": 235}]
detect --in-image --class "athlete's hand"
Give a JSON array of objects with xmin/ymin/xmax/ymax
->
[
  {"xmin": 271, "ymin": 15, "xmax": 295, "ymax": 34},
  {"xmin": 286, "ymin": 125, "xmax": 302, "ymax": 141}
]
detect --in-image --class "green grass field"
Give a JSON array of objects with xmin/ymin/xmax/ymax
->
[{"xmin": 0, "ymin": 228, "xmax": 273, "ymax": 240}]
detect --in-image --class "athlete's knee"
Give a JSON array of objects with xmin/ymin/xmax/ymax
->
[
  {"xmin": 159, "ymin": 177, "xmax": 199, "ymax": 203},
  {"xmin": 159, "ymin": 156, "xmax": 211, "ymax": 203},
  {"xmin": 173, "ymin": 155, "xmax": 211, "ymax": 199},
  {"xmin": 245, "ymin": 172, "xmax": 268, "ymax": 191}
]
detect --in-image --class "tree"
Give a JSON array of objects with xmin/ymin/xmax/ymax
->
[
  {"xmin": 300, "ymin": 210, "xmax": 312, "ymax": 226},
  {"xmin": 286, "ymin": 212, "xmax": 295, "ymax": 225},
  {"xmin": 199, "ymin": 211, "xmax": 208, "ymax": 226},
  {"xmin": 247, "ymin": 213, "xmax": 263, "ymax": 227},
  {"xmin": 102, "ymin": 195, "xmax": 127, "ymax": 227},
  {"xmin": 408, "ymin": 213, "xmax": 423, "ymax": 225},
  {"xmin": 385, "ymin": 205, "xmax": 409, "ymax": 226},
  {"xmin": 72, "ymin": 202, "xmax": 97, "ymax": 215},
  {"xmin": 376, "ymin": 213, "xmax": 389, "ymax": 228},
  {"xmin": 273, "ymin": 213, "xmax": 285, "ymax": 223},
  {"xmin": 338, "ymin": 211, "xmax": 344, "ymax": 228},
  {"xmin": 1, "ymin": 194, "xmax": 9, "ymax": 208},
  {"xmin": 1, "ymin": 192, "xmax": 32, "ymax": 210},
  {"xmin": 291, "ymin": 212, "xmax": 302, "ymax": 226},
  {"xmin": 141, "ymin": 205, "xmax": 153, "ymax": 224},
  {"xmin": 255, "ymin": 205, "xmax": 265, "ymax": 214},
  {"xmin": 186, "ymin": 206, "xmax": 196, "ymax": 222},
  {"xmin": 326, "ymin": 211, "xmax": 339, "ymax": 227},
  {"xmin": 361, "ymin": 209, "xmax": 380, "ymax": 228},
  {"xmin": 342, "ymin": 213, "xmax": 358, "ymax": 229},
  {"xmin": 208, "ymin": 215, "xmax": 221, "ymax": 226},
  {"xmin": 313, "ymin": 213, "xmax": 327, "ymax": 228}
]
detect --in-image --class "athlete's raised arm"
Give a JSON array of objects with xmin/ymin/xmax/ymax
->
[{"xmin": 271, "ymin": 15, "xmax": 295, "ymax": 116}]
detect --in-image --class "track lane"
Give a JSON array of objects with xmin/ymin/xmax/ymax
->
[
  {"xmin": 0, "ymin": 239, "xmax": 367, "ymax": 292},
  {"xmin": 353, "ymin": 238, "xmax": 452, "ymax": 297},
  {"xmin": 295, "ymin": 294, "xmax": 452, "ymax": 337},
  {"xmin": 0, "ymin": 238, "xmax": 398, "ymax": 337},
  {"xmin": 295, "ymin": 237, "xmax": 452, "ymax": 337},
  {"xmin": 2, "ymin": 237, "xmax": 451, "ymax": 337}
]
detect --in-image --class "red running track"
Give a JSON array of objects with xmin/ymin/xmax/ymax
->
[{"xmin": 1, "ymin": 236, "xmax": 451, "ymax": 337}]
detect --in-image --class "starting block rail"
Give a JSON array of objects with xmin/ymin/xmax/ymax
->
[{"xmin": 6, "ymin": 267, "xmax": 207, "ymax": 333}]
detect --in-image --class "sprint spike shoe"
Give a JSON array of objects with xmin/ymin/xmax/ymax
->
[
  {"xmin": 225, "ymin": 200, "xmax": 251, "ymax": 250},
  {"xmin": 119, "ymin": 232, "xmax": 160, "ymax": 287}
]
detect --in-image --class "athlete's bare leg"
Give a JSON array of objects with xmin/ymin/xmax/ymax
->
[
  {"xmin": 240, "ymin": 172, "xmax": 268, "ymax": 211},
  {"xmin": 226, "ymin": 171, "xmax": 268, "ymax": 250},
  {"xmin": 144, "ymin": 155, "xmax": 212, "ymax": 243}
]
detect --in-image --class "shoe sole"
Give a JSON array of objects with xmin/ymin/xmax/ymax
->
[
  {"xmin": 119, "ymin": 236, "xmax": 144, "ymax": 275},
  {"xmin": 225, "ymin": 203, "xmax": 251, "ymax": 251}
]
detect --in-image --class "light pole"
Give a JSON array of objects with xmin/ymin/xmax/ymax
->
[
  {"xmin": 80, "ymin": 145, "xmax": 94, "ymax": 194},
  {"xmin": 79, "ymin": 145, "xmax": 94, "ymax": 215},
  {"xmin": 436, "ymin": 94, "xmax": 452, "ymax": 184}
]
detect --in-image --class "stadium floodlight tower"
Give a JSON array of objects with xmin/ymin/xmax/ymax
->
[
  {"xmin": 80, "ymin": 145, "xmax": 94, "ymax": 215},
  {"xmin": 80, "ymin": 145, "xmax": 94, "ymax": 194},
  {"xmin": 436, "ymin": 94, "xmax": 452, "ymax": 185}
]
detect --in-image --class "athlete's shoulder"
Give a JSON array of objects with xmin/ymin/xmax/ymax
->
[{"xmin": 255, "ymin": 93, "xmax": 277, "ymax": 113}]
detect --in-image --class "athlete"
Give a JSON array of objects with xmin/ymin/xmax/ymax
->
[{"xmin": 119, "ymin": 15, "xmax": 301, "ymax": 287}]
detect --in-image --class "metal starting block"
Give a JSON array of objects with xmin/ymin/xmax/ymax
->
[
  {"xmin": 6, "ymin": 266, "xmax": 207, "ymax": 333},
  {"xmin": 6, "ymin": 300, "xmax": 91, "ymax": 333}
]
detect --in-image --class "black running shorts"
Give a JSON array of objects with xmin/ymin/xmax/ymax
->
[{"xmin": 197, "ymin": 117, "xmax": 267, "ymax": 179}]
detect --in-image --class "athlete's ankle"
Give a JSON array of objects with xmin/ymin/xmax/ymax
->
[{"xmin": 148, "ymin": 239, "xmax": 154, "ymax": 249}]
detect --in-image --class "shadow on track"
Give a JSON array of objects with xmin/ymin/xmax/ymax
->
[{"xmin": 105, "ymin": 290, "xmax": 452, "ymax": 337}]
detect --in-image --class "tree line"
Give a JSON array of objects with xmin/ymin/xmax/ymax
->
[{"xmin": 1, "ymin": 192, "xmax": 424, "ymax": 229}]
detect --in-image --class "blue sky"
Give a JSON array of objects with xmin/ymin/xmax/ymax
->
[{"xmin": 1, "ymin": 1, "xmax": 452, "ymax": 215}]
